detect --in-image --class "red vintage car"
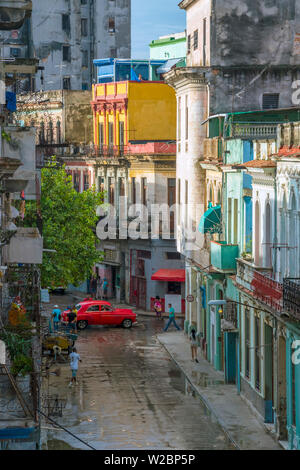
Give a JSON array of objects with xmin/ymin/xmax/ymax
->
[{"xmin": 62, "ymin": 301, "xmax": 137, "ymax": 330}]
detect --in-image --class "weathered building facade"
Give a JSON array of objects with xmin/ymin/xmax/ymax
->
[
  {"xmin": 14, "ymin": 0, "xmax": 131, "ymax": 91},
  {"xmin": 92, "ymin": 79, "xmax": 185, "ymax": 310}
]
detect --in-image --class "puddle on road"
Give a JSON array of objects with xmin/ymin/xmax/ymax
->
[{"xmin": 44, "ymin": 315, "xmax": 235, "ymax": 450}]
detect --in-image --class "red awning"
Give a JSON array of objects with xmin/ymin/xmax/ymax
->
[{"xmin": 151, "ymin": 269, "xmax": 186, "ymax": 283}]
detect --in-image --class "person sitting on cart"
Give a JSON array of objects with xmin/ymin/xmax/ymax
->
[
  {"xmin": 52, "ymin": 305, "xmax": 61, "ymax": 331},
  {"xmin": 68, "ymin": 306, "xmax": 78, "ymax": 333}
]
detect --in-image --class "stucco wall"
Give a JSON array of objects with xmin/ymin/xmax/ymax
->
[{"xmin": 211, "ymin": 0, "xmax": 300, "ymax": 67}]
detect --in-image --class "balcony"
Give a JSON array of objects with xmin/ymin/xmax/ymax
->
[
  {"xmin": 203, "ymin": 137, "xmax": 223, "ymax": 162},
  {"xmin": 210, "ymin": 241, "xmax": 239, "ymax": 273},
  {"xmin": 231, "ymin": 123, "xmax": 278, "ymax": 140},
  {"xmin": 283, "ymin": 278, "xmax": 300, "ymax": 319},
  {"xmin": 236, "ymin": 259, "xmax": 283, "ymax": 312}
]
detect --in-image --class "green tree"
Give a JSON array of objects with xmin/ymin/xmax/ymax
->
[{"xmin": 24, "ymin": 158, "xmax": 103, "ymax": 288}]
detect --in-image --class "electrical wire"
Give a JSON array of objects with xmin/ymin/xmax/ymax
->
[{"xmin": 37, "ymin": 408, "xmax": 97, "ymax": 450}]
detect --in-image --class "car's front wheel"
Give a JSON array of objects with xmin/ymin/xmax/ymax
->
[
  {"xmin": 122, "ymin": 319, "xmax": 132, "ymax": 329},
  {"xmin": 77, "ymin": 320, "xmax": 88, "ymax": 330}
]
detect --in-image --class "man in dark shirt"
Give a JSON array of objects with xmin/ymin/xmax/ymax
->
[{"xmin": 68, "ymin": 306, "xmax": 77, "ymax": 332}]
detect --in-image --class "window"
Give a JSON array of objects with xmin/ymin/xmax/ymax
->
[
  {"xmin": 99, "ymin": 123, "xmax": 104, "ymax": 148},
  {"xmin": 74, "ymin": 172, "xmax": 80, "ymax": 192},
  {"xmin": 101, "ymin": 305, "xmax": 112, "ymax": 312},
  {"xmin": 82, "ymin": 50, "xmax": 88, "ymax": 68},
  {"xmin": 119, "ymin": 177, "xmax": 125, "ymax": 197},
  {"xmin": 185, "ymin": 95, "xmax": 188, "ymax": 141},
  {"xmin": 193, "ymin": 29, "xmax": 198, "ymax": 50},
  {"xmin": 119, "ymin": 121, "xmax": 124, "ymax": 149},
  {"xmin": 141, "ymin": 177, "xmax": 147, "ymax": 206},
  {"xmin": 56, "ymin": 120, "xmax": 61, "ymax": 144},
  {"xmin": 62, "ymin": 45, "xmax": 71, "ymax": 62},
  {"xmin": 168, "ymin": 178, "xmax": 176, "ymax": 234},
  {"xmin": 110, "ymin": 48, "xmax": 117, "ymax": 57},
  {"xmin": 132, "ymin": 177, "xmax": 136, "ymax": 204},
  {"xmin": 10, "ymin": 47, "xmax": 21, "ymax": 58},
  {"xmin": 168, "ymin": 282, "xmax": 181, "ymax": 295},
  {"xmin": 81, "ymin": 18, "xmax": 88, "ymax": 36},
  {"xmin": 108, "ymin": 122, "xmax": 114, "ymax": 149},
  {"xmin": 47, "ymin": 120, "xmax": 53, "ymax": 144},
  {"xmin": 166, "ymin": 252, "xmax": 181, "ymax": 260},
  {"xmin": 87, "ymin": 305, "xmax": 100, "ymax": 312},
  {"xmin": 187, "ymin": 35, "xmax": 191, "ymax": 54},
  {"xmin": 203, "ymin": 18, "xmax": 207, "ymax": 66},
  {"xmin": 108, "ymin": 17, "xmax": 115, "ymax": 33},
  {"xmin": 62, "ymin": 14, "xmax": 70, "ymax": 32},
  {"xmin": 262, "ymin": 93, "xmax": 279, "ymax": 110},
  {"xmin": 108, "ymin": 177, "xmax": 115, "ymax": 205},
  {"xmin": 63, "ymin": 77, "xmax": 71, "ymax": 90},
  {"xmin": 178, "ymin": 97, "xmax": 181, "ymax": 143},
  {"xmin": 81, "ymin": 0, "xmax": 87, "ymax": 4},
  {"xmin": 185, "ymin": 180, "xmax": 188, "ymax": 229},
  {"xmin": 82, "ymin": 83, "xmax": 88, "ymax": 90},
  {"xmin": 137, "ymin": 250, "xmax": 151, "ymax": 259},
  {"xmin": 84, "ymin": 173, "xmax": 90, "ymax": 191}
]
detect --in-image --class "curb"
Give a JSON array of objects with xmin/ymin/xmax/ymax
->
[{"xmin": 157, "ymin": 335, "xmax": 241, "ymax": 450}]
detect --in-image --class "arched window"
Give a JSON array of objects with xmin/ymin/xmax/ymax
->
[
  {"xmin": 217, "ymin": 188, "xmax": 221, "ymax": 205},
  {"xmin": 265, "ymin": 202, "xmax": 272, "ymax": 268},
  {"xmin": 56, "ymin": 120, "xmax": 61, "ymax": 144},
  {"xmin": 47, "ymin": 120, "xmax": 53, "ymax": 144},
  {"xmin": 39, "ymin": 121, "xmax": 45, "ymax": 144}
]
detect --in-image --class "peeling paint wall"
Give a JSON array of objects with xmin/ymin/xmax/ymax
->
[
  {"xmin": 30, "ymin": 0, "xmax": 131, "ymax": 91},
  {"xmin": 211, "ymin": 0, "xmax": 300, "ymax": 66}
]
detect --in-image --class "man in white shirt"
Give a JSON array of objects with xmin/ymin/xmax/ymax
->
[{"xmin": 69, "ymin": 347, "xmax": 81, "ymax": 387}]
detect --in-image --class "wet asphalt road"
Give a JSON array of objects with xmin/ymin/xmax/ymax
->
[{"xmin": 42, "ymin": 302, "xmax": 235, "ymax": 450}]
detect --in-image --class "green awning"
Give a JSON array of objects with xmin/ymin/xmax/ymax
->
[{"xmin": 199, "ymin": 204, "xmax": 222, "ymax": 234}]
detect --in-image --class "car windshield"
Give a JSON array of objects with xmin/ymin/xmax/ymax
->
[{"xmin": 75, "ymin": 304, "xmax": 81, "ymax": 310}]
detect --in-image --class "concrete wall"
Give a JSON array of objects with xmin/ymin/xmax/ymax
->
[
  {"xmin": 211, "ymin": 0, "xmax": 300, "ymax": 67},
  {"xmin": 30, "ymin": 0, "xmax": 131, "ymax": 91},
  {"xmin": 16, "ymin": 90, "xmax": 93, "ymax": 145}
]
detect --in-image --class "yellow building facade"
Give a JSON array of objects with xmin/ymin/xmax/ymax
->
[{"xmin": 91, "ymin": 81, "xmax": 176, "ymax": 149}]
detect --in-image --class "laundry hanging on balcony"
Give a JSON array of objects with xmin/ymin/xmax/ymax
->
[{"xmin": 198, "ymin": 203, "xmax": 222, "ymax": 234}]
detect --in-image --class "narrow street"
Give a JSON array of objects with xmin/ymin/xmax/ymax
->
[{"xmin": 41, "ymin": 297, "xmax": 235, "ymax": 450}]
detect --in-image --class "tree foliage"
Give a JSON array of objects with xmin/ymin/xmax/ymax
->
[{"xmin": 24, "ymin": 158, "xmax": 103, "ymax": 288}]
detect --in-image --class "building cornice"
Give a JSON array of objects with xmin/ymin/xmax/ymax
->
[
  {"xmin": 164, "ymin": 67, "xmax": 208, "ymax": 89},
  {"xmin": 179, "ymin": 0, "xmax": 197, "ymax": 10}
]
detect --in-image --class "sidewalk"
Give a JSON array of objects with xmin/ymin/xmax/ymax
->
[{"xmin": 157, "ymin": 331, "xmax": 282, "ymax": 450}]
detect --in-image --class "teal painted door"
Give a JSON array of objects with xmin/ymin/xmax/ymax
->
[
  {"xmin": 225, "ymin": 331, "xmax": 238, "ymax": 384},
  {"xmin": 265, "ymin": 324, "xmax": 274, "ymax": 423}
]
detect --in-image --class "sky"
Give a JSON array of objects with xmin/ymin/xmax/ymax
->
[{"xmin": 131, "ymin": 0, "xmax": 186, "ymax": 59}]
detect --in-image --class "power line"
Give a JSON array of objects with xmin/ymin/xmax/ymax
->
[{"xmin": 37, "ymin": 408, "xmax": 97, "ymax": 450}]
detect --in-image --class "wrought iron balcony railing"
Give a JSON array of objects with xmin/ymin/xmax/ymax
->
[
  {"xmin": 283, "ymin": 278, "xmax": 300, "ymax": 318},
  {"xmin": 236, "ymin": 259, "xmax": 283, "ymax": 312}
]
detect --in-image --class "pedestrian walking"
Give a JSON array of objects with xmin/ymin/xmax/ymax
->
[
  {"xmin": 68, "ymin": 306, "xmax": 78, "ymax": 333},
  {"xmin": 69, "ymin": 347, "xmax": 81, "ymax": 387},
  {"xmin": 190, "ymin": 328, "xmax": 199, "ymax": 363},
  {"xmin": 96, "ymin": 276, "xmax": 102, "ymax": 300},
  {"xmin": 90, "ymin": 275, "xmax": 97, "ymax": 299},
  {"xmin": 163, "ymin": 303, "xmax": 181, "ymax": 332},
  {"xmin": 102, "ymin": 278, "xmax": 108, "ymax": 300},
  {"xmin": 154, "ymin": 296, "xmax": 163, "ymax": 320},
  {"xmin": 51, "ymin": 305, "xmax": 61, "ymax": 331}
]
